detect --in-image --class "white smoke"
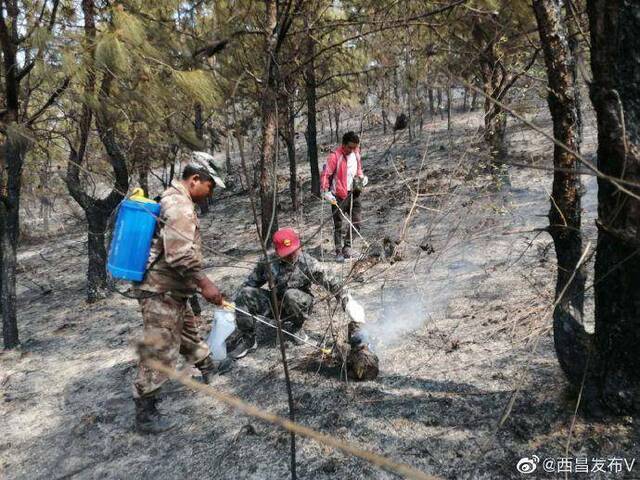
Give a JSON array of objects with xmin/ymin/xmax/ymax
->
[{"xmin": 360, "ymin": 280, "xmax": 452, "ymax": 353}]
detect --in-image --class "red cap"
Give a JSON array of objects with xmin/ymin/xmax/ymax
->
[{"xmin": 273, "ymin": 227, "xmax": 301, "ymax": 258}]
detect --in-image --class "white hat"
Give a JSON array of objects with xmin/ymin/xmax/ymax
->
[{"xmin": 189, "ymin": 151, "xmax": 226, "ymax": 188}]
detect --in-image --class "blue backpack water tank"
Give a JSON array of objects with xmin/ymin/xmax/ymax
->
[{"xmin": 108, "ymin": 189, "xmax": 161, "ymax": 282}]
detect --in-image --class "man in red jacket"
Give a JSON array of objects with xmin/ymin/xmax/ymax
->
[{"xmin": 320, "ymin": 131, "xmax": 368, "ymax": 262}]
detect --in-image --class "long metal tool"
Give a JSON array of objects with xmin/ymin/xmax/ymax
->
[
  {"xmin": 329, "ymin": 199, "xmax": 370, "ymax": 248},
  {"xmin": 224, "ymin": 302, "xmax": 332, "ymax": 355}
]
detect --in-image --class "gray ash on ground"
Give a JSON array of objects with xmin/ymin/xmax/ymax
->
[{"xmin": 1, "ymin": 111, "xmax": 634, "ymax": 480}]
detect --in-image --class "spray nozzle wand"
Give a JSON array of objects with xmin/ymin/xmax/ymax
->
[{"xmin": 223, "ymin": 301, "xmax": 332, "ymax": 355}]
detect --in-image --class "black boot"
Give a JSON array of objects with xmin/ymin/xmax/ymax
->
[
  {"xmin": 134, "ymin": 396, "xmax": 175, "ymax": 434},
  {"xmin": 228, "ymin": 334, "xmax": 257, "ymax": 359},
  {"xmin": 195, "ymin": 354, "xmax": 234, "ymax": 384}
]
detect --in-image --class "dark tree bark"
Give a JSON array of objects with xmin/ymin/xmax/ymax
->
[
  {"xmin": 404, "ymin": 33, "xmax": 413, "ymax": 141},
  {"xmin": 393, "ymin": 67, "xmax": 400, "ymax": 105},
  {"xmin": 259, "ymin": 0, "xmax": 280, "ymax": 244},
  {"xmin": 194, "ymin": 102, "xmax": 204, "ymax": 141},
  {"xmin": 194, "ymin": 103, "xmax": 212, "ymax": 214},
  {"xmin": 132, "ymin": 127, "xmax": 150, "ymax": 196},
  {"xmin": 446, "ymin": 82, "xmax": 452, "ymax": 131},
  {"xmin": 223, "ymin": 110, "xmax": 233, "ymax": 175},
  {"xmin": 137, "ymin": 162, "xmax": 150, "ymax": 198},
  {"xmin": 428, "ymin": 88, "xmax": 435, "ymax": 117},
  {"xmin": 39, "ymin": 152, "xmax": 53, "ymax": 232},
  {"xmin": 382, "ymin": 104, "xmax": 389, "ymax": 134},
  {"xmin": 587, "ymin": 0, "xmax": 640, "ymax": 415},
  {"xmin": 0, "ymin": 35, "xmax": 23, "ymax": 347},
  {"xmin": 86, "ymin": 211, "xmax": 109, "ymax": 299},
  {"xmin": 304, "ymin": 17, "xmax": 320, "ymax": 196},
  {"xmin": 381, "ymin": 74, "xmax": 389, "ymax": 134},
  {"xmin": 285, "ymin": 135, "xmax": 297, "ymax": 211},
  {"xmin": 470, "ymin": 88, "xmax": 479, "ymax": 111},
  {"xmin": 533, "ymin": 0, "xmax": 589, "ymax": 387},
  {"xmin": 564, "ymin": 0, "xmax": 584, "ymax": 141},
  {"xmin": 66, "ymin": 0, "xmax": 128, "ymax": 303},
  {"xmin": 280, "ymin": 91, "xmax": 298, "ymax": 212},
  {"xmin": 224, "ymin": 133, "xmax": 232, "ymax": 173},
  {"xmin": 334, "ymin": 107, "xmax": 340, "ymax": 143},
  {"xmin": 0, "ymin": 0, "xmax": 62, "ymax": 348},
  {"xmin": 1, "ymin": 142, "xmax": 22, "ymax": 349}
]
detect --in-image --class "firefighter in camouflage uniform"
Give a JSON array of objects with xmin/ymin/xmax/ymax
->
[
  {"xmin": 229, "ymin": 227, "xmax": 361, "ymax": 359},
  {"xmin": 132, "ymin": 151, "xmax": 228, "ymax": 434}
]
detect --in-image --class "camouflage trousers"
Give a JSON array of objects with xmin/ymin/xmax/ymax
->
[
  {"xmin": 133, "ymin": 293, "xmax": 210, "ymax": 398},
  {"xmin": 235, "ymin": 287, "xmax": 314, "ymax": 336},
  {"xmin": 331, "ymin": 191, "xmax": 362, "ymax": 250}
]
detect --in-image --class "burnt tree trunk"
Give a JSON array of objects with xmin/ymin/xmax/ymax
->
[
  {"xmin": 224, "ymin": 110, "xmax": 233, "ymax": 174},
  {"xmin": 225, "ymin": 134, "xmax": 232, "ymax": 173},
  {"xmin": 404, "ymin": 32, "xmax": 413, "ymax": 141},
  {"xmin": 304, "ymin": 18, "xmax": 320, "ymax": 196},
  {"xmin": 393, "ymin": 67, "xmax": 400, "ymax": 105},
  {"xmin": 86, "ymin": 210, "xmax": 109, "ymax": 300},
  {"xmin": 194, "ymin": 102, "xmax": 204, "ymax": 141},
  {"xmin": 138, "ymin": 166, "xmax": 149, "ymax": 197},
  {"xmin": 168, "ymin": 156, "xmax": 176, "ymax": 187},
  {"xmin": 587, "ymin": 0, "xmax": 640, "ymax": 414},
  {"xmin": 381, "ymin": 74, "xmax": 389, "ymax": 134},
  {"xmin": 0, "ymin": 0, "xmax": 22, "ymax": 349},
  {"xmin": 194, "ymin": 103, "xmax": 211, "ymax": 214},
  {"xmin": 286, "ymin": 135, "xmax": 297, "ymax": 212},
  {"xmin": 478, "ymin": 46, "xmax": 507, "ymax": 159},
  {"xmin": 132, "ymin": 128, "xmax": 150, "ymax": 196},
  {"xmin": 66, "ymin": 0, "xmax": 128, "ymax": 303},
  {"xmin": 565, "ymin": 0, "xmax": 583, "ymax": 141},
  {"xmin": 281, "ymin": 95, "xmax": 298, "ymax": 212},
  {"xmin": 428, "ymin": 88, "xmax": 435, "ymax": 117},
  {"xmin": 1, "ymin": 142, "xmax": 23, "ymax": 349},
  {"xmin": 0, "ymin": 0, "xmax": 63, "ymax": 347},
  {"xmin": 470, "ymin": 88, "xmax": 479, "ymax": 111},
  {"xmin": 533, "ymin": 0, "xmax": 589, "ymax": 387},
  {"xmin": 259, "ymin": 0, "xmax": 280, "ymax": 244},
  {"xmin": 447, "ymin": 82, "xmax": 452, "ymax": 131}
]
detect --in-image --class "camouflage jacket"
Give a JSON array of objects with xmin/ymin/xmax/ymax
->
[
  {"xmin": 241, "ymin": 252, "xmax": 345, "ymax": 299},
  {"xmin": 137, "ymin": 180, "xmax": 205, "ymax": 298}
]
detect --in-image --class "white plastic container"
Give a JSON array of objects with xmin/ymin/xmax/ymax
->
[
  {"xmin": 345, "ymin": 296, "xmax": 366, "ymax": 324},
  {"xmin": 207, "ymin": 307, "xmax": 237, "ymax": 360}
]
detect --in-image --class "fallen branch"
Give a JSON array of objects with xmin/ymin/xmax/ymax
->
[{"xmin": 145, "ymin": 359, "xmax": 440, "ymax": 480}]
